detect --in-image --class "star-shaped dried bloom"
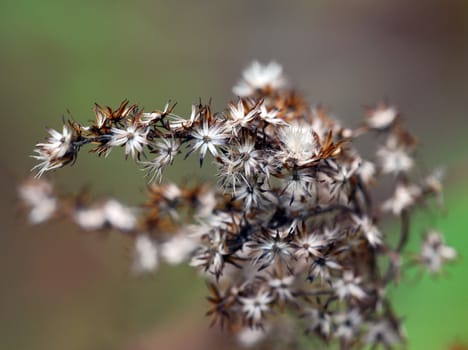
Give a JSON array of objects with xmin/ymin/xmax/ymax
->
[
  {"xmin": 377, "ymin": 135, "xmax": 413, "ymax": 175},
  {"xmin": 239, "ymin": 290, "xmax": 274, "ymax": 327},
  {"xmin": 188, "ymin": 120, "xmax": 229, "ymax": 166},
  {"xmin": 108, "ymin": 121, "xmax": 149, "ymax": 159},
  {"xmin": 333, "ymin": 271, "xmax": 367, "ymax": 300},
  {"xmin": 382, "ymin": 183, "xmax": 421, "ymax": 215},
  {"xmin": 420, "ymin": 230, "xmax": 456, "ymax": 273},
  {"xmin": 233, "ymin": 61, "xmax": 286, "ymax": 97},
  {"xmin": 365, "ymin": 104, "xmax": 398, "ymax": 130}
]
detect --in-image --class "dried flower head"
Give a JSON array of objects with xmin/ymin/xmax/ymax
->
[{"xmin": 20, "ymin": 61, "xmax": 456, "ymax": 349}]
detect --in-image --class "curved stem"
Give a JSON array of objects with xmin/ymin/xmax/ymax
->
[{"xmin": 382, "ymin": 209, "xmax": 410, "ymax": 285}]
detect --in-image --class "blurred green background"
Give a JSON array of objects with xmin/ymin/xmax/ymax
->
[{"xmin": 1, "ymin": 0, "xmax": 467, "ymax": 349}]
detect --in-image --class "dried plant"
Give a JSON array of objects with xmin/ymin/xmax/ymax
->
[{"xmin": 20, "ymin": 61, "xmax": 456, "ymax": 349}]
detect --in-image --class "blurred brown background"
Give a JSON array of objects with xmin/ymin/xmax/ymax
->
[{"xmin": 1, "ymin": 0, "xmax": 467, "ymax": 349}]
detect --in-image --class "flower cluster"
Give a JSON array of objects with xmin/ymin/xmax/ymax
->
[{"xmin": 22, "ymin": 61, "xmax": 456, "ymax": 349}]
